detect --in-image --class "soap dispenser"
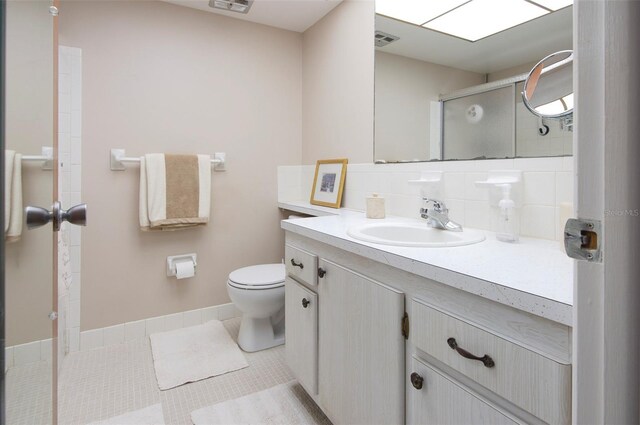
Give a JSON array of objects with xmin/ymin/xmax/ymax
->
[{"xmin": 496, "ymin": 184, "xmax": 518, "ymax": 242}]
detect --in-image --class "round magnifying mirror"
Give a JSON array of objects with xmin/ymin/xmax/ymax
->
[{"xmin": 522, "ymin": 50, "xmax": 573, "ymax": 119}]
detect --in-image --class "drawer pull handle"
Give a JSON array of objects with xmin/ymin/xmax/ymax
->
[
  {"xmin": 447, "ymin": 337, "xmax": 495, "ymax": 368},
  {"xmin": 290, "ymin": 259, "xmax": 304, "ymax": 269},
  {"xmin": 302, "ymin": 298, "xmax": 310, "ymax": 308},
  {"xmin": 318, "ymin": 267, "xmax": 326, "ymax": 278},
  {"xmin": 410, "ymin": 372, "xmax": 424, "ymax": 390}
]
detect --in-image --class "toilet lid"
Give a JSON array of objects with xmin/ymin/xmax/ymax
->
[{"xmin": 228, "ymin": 263, "xmax": 285, "ymax": 289}]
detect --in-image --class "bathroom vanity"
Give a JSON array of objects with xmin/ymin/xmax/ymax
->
[{"xmin": 281, "ymin": 205, "xmax": 572, "ymax": 425}]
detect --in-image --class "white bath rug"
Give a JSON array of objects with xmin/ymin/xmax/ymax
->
[
  {"xmin": 150, "ymin": 320, "xmax": 248, "ymax": 390},
  {"xmin": 190, "ymin": 381, "xmax": 331, "ymax": 425},
  {"xmin": 88, "ymin": 403, "xmax": 164, "ymax": 425}
]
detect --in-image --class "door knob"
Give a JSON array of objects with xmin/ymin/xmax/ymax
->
[{"xmin": 26, "ymin": 201, "xmax": 87, "ymax": 231}]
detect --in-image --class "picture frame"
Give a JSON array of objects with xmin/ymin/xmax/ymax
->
[{"xmin": 310, "ymin": 158, "xmax": 348, "ymax": 208}]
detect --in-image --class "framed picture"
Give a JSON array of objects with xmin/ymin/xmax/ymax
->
[{"xmin": 310, "ymin": 158, "xmax": 348, "ymax": 208}]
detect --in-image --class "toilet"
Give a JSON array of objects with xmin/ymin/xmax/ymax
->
[{"xmin": 227, "ymin": 263, "xmax": 286, "ymax": 352}]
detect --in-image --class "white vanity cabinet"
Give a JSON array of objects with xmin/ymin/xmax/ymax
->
[
  {"xmin": 283, "ymin": 233, "xmax": 572, "ymax": 425},
  {"xmin": 316, "ymin": 259, "xmax": 405, "ymax": 425}
]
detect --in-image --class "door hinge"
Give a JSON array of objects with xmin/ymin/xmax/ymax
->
[
  {"xmin": 564, "ymin": 218, "xmax": 602, "ymax": 262},
  {"xmin": 401, "ymin": 312, "xmax": 409, "ymax": 339}
]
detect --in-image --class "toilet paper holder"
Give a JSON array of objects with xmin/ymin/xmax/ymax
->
[{"xmin": 167, "ymin": 253, "xmax": 197, "ymax": 277}]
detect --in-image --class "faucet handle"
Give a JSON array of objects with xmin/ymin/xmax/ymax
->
[{"xmin": 422, "ymin": 198, "xmax": 447, "ymax": 213}]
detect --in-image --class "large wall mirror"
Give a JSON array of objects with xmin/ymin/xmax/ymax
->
[{"xmin": 374, "ymin": 1, "xmax": 573, "ymax": 162}]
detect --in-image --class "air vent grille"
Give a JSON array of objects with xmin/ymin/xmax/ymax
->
[
  {"xmin": 209, "ymin": 0, "xmax": 253, "ymax": 14},
  {"xmin": 375, "ymin": 30, "xmax": 400, "ymax": 47}
]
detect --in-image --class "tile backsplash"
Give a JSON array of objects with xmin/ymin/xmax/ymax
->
[{"xmin": 278, "ymin": 157, "xmax": 574, "ymax": 241}]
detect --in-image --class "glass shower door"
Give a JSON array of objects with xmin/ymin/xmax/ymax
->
[{"xmin": 4, "ymin": 1, "xmax": 58, "ymax": 423}]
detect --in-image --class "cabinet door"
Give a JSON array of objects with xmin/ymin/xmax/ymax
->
[
  {"xmin": 317, "ymin": 259, "xmax": 405, "ymax": 425},
  {"xmin": 285, "ymin": 277, "xmax": 318, "ymax": 395},
  {"xmin": 410, "ymin": 357, "xmax": 521, "ymax": 425}
]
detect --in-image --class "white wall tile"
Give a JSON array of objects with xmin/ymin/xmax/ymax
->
[
  {"xmin": 444, "ymin": 173, "xmax": 465, "ymax": 200},
  {"xmin": 217, "ymin": 303, "xmax": 241, "ymax": 321},
  {"xmin": 520, "ymin": 205, "xmax": 556, "ymax": 240},
  {"xmin": 444, "ymin": 198, "xmax": 465, "ymax": 225},
  {"xmin": 145, "ymin": 316, "xmax": 166, "ymax": 336},
  {"xmin": 523, "ymin": 172, "xmax": 556, "ymax": 206},
  {"xmin": 81, "ymin": 329, "xmax": 104, "ymax": 351},
  {"xmin": 5, "ymin": 347, "xmax": 14, "ymax": 371},
  {"xmin": 201, "ymin": 306, "xmax": 219, "ymax": 323},
  {"xmin": 165, "ymin": 313, "xmax": 183, "ymax": 331},
  {"xmin": 555, "ymin": 172, "xmax": 574, "ymax": 205},
  {"xmin": 464, "ymin": 173, "xmax": 489, "ymax": 201},
  {"xmin": 124, "ymin": 320, "xmax": 146, "ymax": 341},
  {"xmin": 40, "ymin": 339, "xmax": 52, "ymax": 362},
  {"xmin": 183, "ymin": 309, "xmax": 203, "ymax": 327},
  {"xmin": 14, "ymin": 341, "xmax": 41, "ymax": 366},
  {"xmin": 464, "ymin": 200, "xmax": 492, "ymax": 230},
  {"xmin": 103, "ymin": 325, "xmax": 125, "ymax": 346}
]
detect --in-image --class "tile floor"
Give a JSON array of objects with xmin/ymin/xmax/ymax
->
[{"xmin": 6, "ymin": 318, "xmax": 298, "ymax": 425}]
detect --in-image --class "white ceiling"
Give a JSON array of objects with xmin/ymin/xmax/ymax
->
[
  {"xmin": 375, "ymin": 6, "xmax": 572, "ymax": 74},
  {"xmin": 163, "ymin": 0, "xmax": 343, "ymax": 33}
]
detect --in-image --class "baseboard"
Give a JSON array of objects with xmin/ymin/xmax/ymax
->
[{"xmin": 5, "ymin": 302, "xmax": 242, "ymax": 370}]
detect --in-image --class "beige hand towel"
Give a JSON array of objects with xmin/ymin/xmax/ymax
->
[
  {"xmin": 5, "ymin": 150, "xmax": 23, "ymax": 242},
  {"xmin": 139, "ymin": 153, "xmax": 211, "ymax": 231}
]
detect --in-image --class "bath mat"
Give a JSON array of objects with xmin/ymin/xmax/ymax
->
[
  {"xmin": 150, "ymin": 320, "xmax": 248, "ymax": 390},
  {"xmin": 190, "ymin": 381, "xmax": 331, "ymax": 425},
  {"xmin": 88, "ymin": 403, "xmax": 164, "ymax": 425}
]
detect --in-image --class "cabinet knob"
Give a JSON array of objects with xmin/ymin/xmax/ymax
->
[
  {"xmin": 410, "ymin": 372, "xmax": 424, "ymax": 390},
  {"xmin": 302, "ymin": 298, "xmax": 310, "ymax": 308},
  {"xmin": 318, "ymin": 267, "xmax": 326, "ymax": 278}
]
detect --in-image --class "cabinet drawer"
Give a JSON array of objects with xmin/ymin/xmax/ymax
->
[
  {"xmin": 285, "ymin": 277, "xmax": 318, "ymax": 395},
  {"xmin": 410, "ymin": 298, "xmax": 571, "ymax": 424},
  {"xmin": 285, "ymin": 244, "xmax": 318, "ymax": 286},
  {"xmin": 410, "ymin": 356, "xmax": 521, "ymax": 425}
]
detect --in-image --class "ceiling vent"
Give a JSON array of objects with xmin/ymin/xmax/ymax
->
[
  {"xmin": 209, "ymin": 0, "xmax": 253, "ymax": 14},
  {"xmin": 375, "ymin": 30, "xmax": 400, "ymax": 47}
]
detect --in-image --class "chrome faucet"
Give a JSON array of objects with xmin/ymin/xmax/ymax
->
[{"xmin": 420, "ymin": 198, "xmax": 463, "ymax": 232}]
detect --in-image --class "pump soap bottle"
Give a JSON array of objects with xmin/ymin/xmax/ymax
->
[{"xmin": 496, "ymin": 184, "xmax": 518, "ymax": 242}]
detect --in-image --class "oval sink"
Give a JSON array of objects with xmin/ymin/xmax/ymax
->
[{"xmin": 347, "ymin": 222, "xmax": 485, "ymax": 248}]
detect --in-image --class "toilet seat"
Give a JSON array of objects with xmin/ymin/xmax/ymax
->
[{"xmin": 228, "ymin": 263, "xmax": 285, "ymax": 290}]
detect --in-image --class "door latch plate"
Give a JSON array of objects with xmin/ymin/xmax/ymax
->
[{"xmin": 564, "ymin": 218, "xmax": 601, "ymax": 262}]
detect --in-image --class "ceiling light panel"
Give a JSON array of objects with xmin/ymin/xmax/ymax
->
[
  {"xmin": 528, "ymin": 0, "xmax": 573, "ymax": 11},
  {"xmin": 423, "ymin": 0, "xmax": 548, "ymax": 42},
  {"xmin": 376, "ymin": 0, "xmax": 470, "ymax": 26}
]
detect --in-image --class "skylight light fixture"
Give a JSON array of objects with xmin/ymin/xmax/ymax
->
[
  {"xmin": 375, "ymin": 0, "xmax": 469, "ymax": 26},
  {"xmin": 528, "ymin": 0, "xmax": 573, "ymax": 11},
  {"xmin": 423, "ymin": 0, "xmax": 549, "ymax": 42}
]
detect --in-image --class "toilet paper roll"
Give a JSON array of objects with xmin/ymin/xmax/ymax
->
[{"xmin": 175, "ymin": 261, "xmax": 195, "ymax": 279}]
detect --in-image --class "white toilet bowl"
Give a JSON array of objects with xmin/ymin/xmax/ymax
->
[{"xmin": 227, "ymin": 263, "xmax": 285, "ymax": 352}]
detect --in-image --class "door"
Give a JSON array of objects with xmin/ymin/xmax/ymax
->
[
  {"xmin": 573, "ymin": 1, "xmax": 640, "ymax": 423},
  {"xmin": 317, "ymin": 259, "xmax": 405, "ymax": 425},
  {"xmin": 285, "ymin": 277, "xmax": 318, "ymax": 395}
]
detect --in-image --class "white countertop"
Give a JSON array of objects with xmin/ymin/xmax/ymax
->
[{"xmin": 279, "ymin": 201, "xmax": 573, "ymax": 326}]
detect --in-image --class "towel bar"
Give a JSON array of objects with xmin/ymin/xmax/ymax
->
[
  {"xmin": 22, "ymin": 146, "xmax": 54, "ymax": 170},
  {"xmin": 110, "ymin": 149, "xmax": 226, "ymax": 171}
]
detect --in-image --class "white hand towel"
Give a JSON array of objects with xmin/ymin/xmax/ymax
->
[
  {"xmin": 5, "ymin": 150, "xmax": 23, "ymax": 242},
  {"xmin": 139, "ymin": 153, "xmax": 211, "ymax": 231}
]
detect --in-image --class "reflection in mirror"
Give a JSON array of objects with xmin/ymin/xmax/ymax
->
[
  {"xmin": 523, "ymin": 50, "xmax": 573, "ymax": 119},
  {"xmin": 374, "ymin": 1, "xmax": 573, "ymax": 162}
]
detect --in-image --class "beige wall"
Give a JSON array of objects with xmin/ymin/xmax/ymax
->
[
  {"xmin": 487, "ymin": 61, "xmax": 537, "ymax": 82},
  {"xmin": 302, "ymin": 0, "xmax": 375, "ymax": 165},
  {"xmin": 59, "ymin": 1, "xmax": 302, "ymax": 331},
  {"xmin": 5, "ymin": 1, "xmax": 54, "ymax": 346},
  {"xmin": 374, "ymin": 52, "xmax": 485, "ymax": 162}
]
